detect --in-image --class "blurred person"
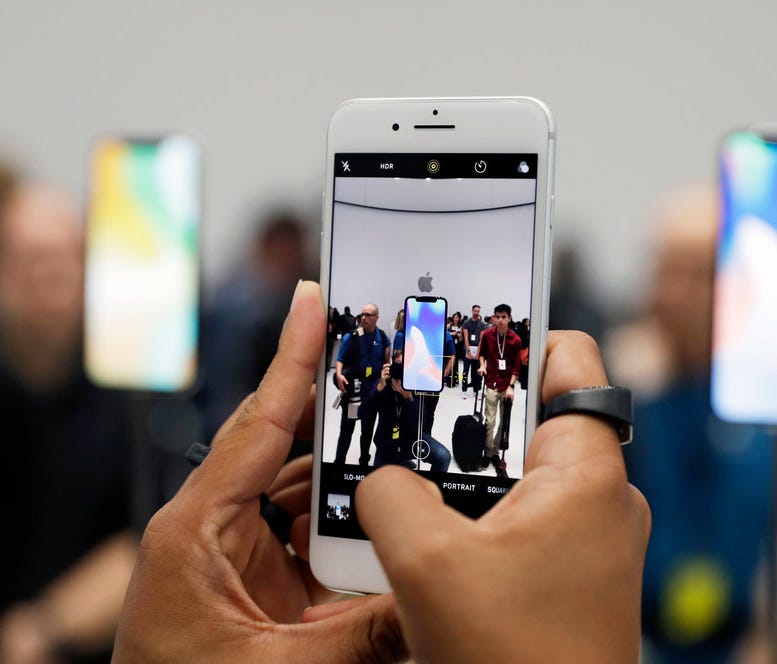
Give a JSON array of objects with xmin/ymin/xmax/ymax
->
[
  {"xmin": 447, "ymin": 311, "xmax": 464, "ymax": 387},
  {"xmin": 391, "ymin": 308, "xmax": 404, "ymax": 360},
  {"xmin": 417, "ymin": 327, "xmax": 456, "ymax": 436},
  {"xmin": 339, "ymin": 305, "xmax": 357, "ymax": 334},
  {"xmin": 370, "ymin": 361, "xmax": 451, "ymax": 472},
  {"xmin": 326, "ymin": 306, "xmax": 341, "ymax": 367},
  {"xmin": 390, "ymin": 310, "xmax": 455, "ymax": 436},
  {"xmin": 549, "ymin": 243, "xmax": 607, "ymax": 343},
  {"xmin": 477, "ymin": 303, "xmax": 522, "ymax": 471},
  {"xmin": 333, "ymin": 303, "xmax": 390, "ymax": 466},
  {"xmin": 460, "ymin": 304, "xmax": 486, "ymax": 395},
  {"xmin": 0, "ymin": 181, "xmax": 138, "ymax": 663},
  {"xmin": 514, "ymin": 317, "xmax": 530, "ymax": 345},
  {"xmin": 606, "ymin": 184, "xmax": 773, "ymax": 663},
  {"xmin": 200, "ymin": 207, "xmax": 314, "ymax": 441}
]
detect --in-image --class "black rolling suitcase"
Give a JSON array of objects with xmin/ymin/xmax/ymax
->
[
  {"xmin": 495, "ymin": 398, "xmax": 512, "ymax": 479},
  {"xmin": 452, "ymin": 390, "xmax": 487, "ymax": 472}
]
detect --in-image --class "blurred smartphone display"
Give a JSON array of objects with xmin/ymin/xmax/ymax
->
[
  {"xmin": 84, "ymin": 135, "xmax": 201, "ymax": 392},
  {"xmin": 712, "ymin": 130, "xmax": 777, "ymax": 423}
]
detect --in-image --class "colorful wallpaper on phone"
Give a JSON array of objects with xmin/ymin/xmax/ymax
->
[
  {"xmin": 85, "ymin": 136, "xmax": 200, "ymax": 391},
  {"xmin": 403, "ymin": 297, "xmax": 446, "ymax": 392},
  {"xmin": 712, "ymin": 131, "xmax": 777, "ymax": 422}
]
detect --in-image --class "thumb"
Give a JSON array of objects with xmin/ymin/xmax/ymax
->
[{"xmin": 356, "ymin": 466, "xmax": 469, "ymax": 588}]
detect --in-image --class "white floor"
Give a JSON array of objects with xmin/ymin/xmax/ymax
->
[{"xmin": 322, "ymin": 366, "xmax": 526, "ymax": 479}]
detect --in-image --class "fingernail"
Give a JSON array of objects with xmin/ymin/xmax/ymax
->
[{"xmin": 291, "ymin": 279, "xmax": 304, "ymax": 309}]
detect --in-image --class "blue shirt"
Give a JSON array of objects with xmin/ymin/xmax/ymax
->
[
  {"xmin": 625, "ymin": 378, "xmax": 772, "ymax": 661},
  {"xmin": 336, "ymin": 329, "xmax": 389, "ymax": 382}
]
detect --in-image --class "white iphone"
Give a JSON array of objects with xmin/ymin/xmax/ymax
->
[{"xmin": 311, "ymin": 97, "xmax": 556, "ymax": 593}]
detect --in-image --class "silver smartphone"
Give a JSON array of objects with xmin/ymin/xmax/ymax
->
[{"xmin": 311, "ymin": 97, "xmax": 555, "ymax": 593}]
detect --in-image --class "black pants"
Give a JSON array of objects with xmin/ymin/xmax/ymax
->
[
  {"xmin": 419, "ymin": 386, "xmax": 444, "ymax": 435},
  {"xmin": 462, "ymin": 358, "xmax": 482, "ymax": 392},
  {"xmin": 334, "ymin": 401, "xmax": 377, "ymax": 466}
]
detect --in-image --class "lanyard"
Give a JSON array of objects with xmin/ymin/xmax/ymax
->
[{"xmin": 496, "ymin": 331, "xmax": 507, "ymax": 359}]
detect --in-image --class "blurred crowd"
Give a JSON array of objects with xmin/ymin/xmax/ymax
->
[
  {"xmin": 0, "ymin": 157, "xmax": 316, "ymax": 663},
  {"xmin": 0, "ymin": 146, "xmax": 775, "ymax": 664}
]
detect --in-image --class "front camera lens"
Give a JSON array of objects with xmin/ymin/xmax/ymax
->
[{"xmin": 392, "ymin": 123, "xmax": 399, "ymax": 131}]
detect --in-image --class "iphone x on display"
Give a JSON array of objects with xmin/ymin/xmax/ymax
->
[
  {"xmin": 311, "ymin": 98, "xmax": 555, "ymax": 593},
  {"xmin": 402, "ymin": 295, "xmax": 447, "ymax": 393},
  {"xmin": 84, "ymin": 134, "xmax": 202, "ymax": 393},
  {"xmin": 712, "ymin": 129, "xmax": 777, "ymax": 424}
]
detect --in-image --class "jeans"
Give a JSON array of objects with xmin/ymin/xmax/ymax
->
[
  {"xmin": 374, "ymin": 433, "xmax": 451, "ymax": 473},
  {"xmin": 462, "ymin": 358, "xmax": 482, "ymax": 392}
]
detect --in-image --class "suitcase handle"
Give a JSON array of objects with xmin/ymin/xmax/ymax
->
[
  {"xmin": 499, "ymin": 398, "xmax": 513, "ymax": 450},
  {"xmin": 473, "ymin": 384, "xmax": 486, "ymax": 417}
]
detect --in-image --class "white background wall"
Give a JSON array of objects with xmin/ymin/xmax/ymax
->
[{"xmin": 2, "ymin": 1, "xmax": 776, "ymax": 309}]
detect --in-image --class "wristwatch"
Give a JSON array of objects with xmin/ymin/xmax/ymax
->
[{"xmin": 541, "ymin": 386, "xmax": 633, "ymax": 445}]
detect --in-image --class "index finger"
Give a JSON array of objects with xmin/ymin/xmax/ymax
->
[
  {"xmin": 191, "ymin": 281, "xmax": 326, "ymax": 510},
  {"xmin": 524, "ymin": 330, "xmax": 624, "ymax": 476}
]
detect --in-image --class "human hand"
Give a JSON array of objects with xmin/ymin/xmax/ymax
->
[
  {"xmin": 357, "ymin": 331, "xmax": 650, "ymax": 664},
  {"xmin": 0, "ymin": 604, "xmax": 58, "ymax": 664},
  {"xmin": 477, "ymin": 366, "xmax": 485, "ymax": 376},
  {"xmin": 113, "ymin": 281, "xmax": 406, "ymax": 664},
  {"xmin": 336, "ymin": 371, "xmax": 349, "ymax": 393},
  {"xmin": 390, "ymin": 378, "xmax": 412, "ymax": 400}
]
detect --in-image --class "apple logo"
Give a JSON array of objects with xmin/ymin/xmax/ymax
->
[{"xmin": 417, "ymin": 272, "xmax": 433, "ymax": 292}]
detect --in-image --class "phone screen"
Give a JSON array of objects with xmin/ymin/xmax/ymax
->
[
  {"xmin": 712, "ymin": 131, "xmax": 777, "ymax": 424},
  {"xmin": 84, "ymin": 135, "xmax": 201, "ymax": 392},
  {"xmin": 402, "ymin": 296, "xmax": 447, "ymax": 393},
  {"xmin": 319, "ymin": 153, "xmax": 538, "ymax": 539}
]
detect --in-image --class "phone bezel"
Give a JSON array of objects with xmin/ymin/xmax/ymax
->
[{"xmin": 311, "ymin": 97, "xmax": 556, "ymax": 594}]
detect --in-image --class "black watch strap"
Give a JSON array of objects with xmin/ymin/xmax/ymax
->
[
  {"xmin": 541, "ymin": 386, "xmax": 633, "ymax": 445},
  {"xmin": 184, "ymin": 442, "xmax": 293, "ymax": 544}
]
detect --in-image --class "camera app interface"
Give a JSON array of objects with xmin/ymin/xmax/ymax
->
[{"xmin": 320, "ymin": 153, "xmax": 538, "ymax": 539}]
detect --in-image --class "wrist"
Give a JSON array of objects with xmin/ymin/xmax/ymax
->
[{"xmin": 1, "ymin": 602, "xmax": 60, "ymax": 659}]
